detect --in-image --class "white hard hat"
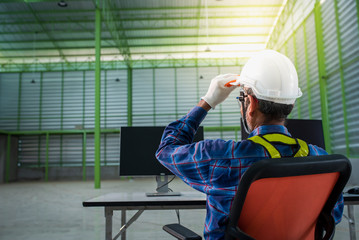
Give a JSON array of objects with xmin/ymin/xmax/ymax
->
[{"xmin": 231, "ymin": 50, "xmax": 302, "ymax": 104}]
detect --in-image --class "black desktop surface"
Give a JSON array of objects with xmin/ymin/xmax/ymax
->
[
  {"xmin": 241, "ymin": 119, "xmax": 325, "ymax": 150},
  {"xmin": 119, "ymin": 126, "xmax": 204, "ymax": 176}
]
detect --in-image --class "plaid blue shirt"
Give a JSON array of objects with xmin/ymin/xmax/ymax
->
[{"xmin": 156, "ymin": 106, "xmax": 344, "ymax": 239}]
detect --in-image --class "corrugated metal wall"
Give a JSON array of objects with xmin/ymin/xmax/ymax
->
[
  {"xmin": 272, "ymin": 0, "xmax": 359, "ymax": 157},
  {"xmin": 0, "ymin": 66, "xmax": 241, "ymax": 170},
  {"xmin": 1, "ymin": 0, "xmax": 359, "ymax": 177}
]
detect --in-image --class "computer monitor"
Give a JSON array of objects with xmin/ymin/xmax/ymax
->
[
  {"xmin": 241, "ymin": 119, "xmax": 325, "ymax": 150},
  {"xmin": 119, "ymin": 126, "xmax": 204, "ymax": 196}
]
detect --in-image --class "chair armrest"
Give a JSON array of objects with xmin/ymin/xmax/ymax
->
[
  {"xmin": 315, "ymin": 212, "xmax": 335, "ymax": 240},
  {"xmin": 163, "ymin": 223, "xmax": 202, "ymax": 240}
]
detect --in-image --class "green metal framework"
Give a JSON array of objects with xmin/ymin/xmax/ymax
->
[
  {"xmin": 314, "ymin": 0, "xmax": 331, "ymax": 153},
  {"xmin": 1, "ymin": 0, "xmax": 359, "ymax": 188}
]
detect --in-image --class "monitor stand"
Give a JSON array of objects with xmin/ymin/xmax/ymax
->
[{"xmin": 146, "ymin": 174, "xmax": 181, "ymax": 197}]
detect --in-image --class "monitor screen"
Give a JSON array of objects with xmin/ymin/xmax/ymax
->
[
  {"xmin": 241, "ymin": 119, "xmax": 325, "ymax": 150},
  {"xmin": 119, "ymin": 126, "xmax": 204, "ymax": 176}
]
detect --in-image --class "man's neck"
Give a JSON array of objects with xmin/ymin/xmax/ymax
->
[{"xmin": 252, "ymin": 119, "xmax": 285, "ymax": 130}]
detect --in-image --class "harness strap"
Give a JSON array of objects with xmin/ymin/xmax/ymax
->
[{"xmin": 248, "ymin": 133, "xmax": 309, "ymax": 158}]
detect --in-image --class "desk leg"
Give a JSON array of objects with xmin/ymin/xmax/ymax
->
[
  {"xmin": 348, "ymin": 205, "xmax": 357, "ymax": 240},
  {"xmin": 105, "ymin": 207, "xmax": 113, "ymax": 240},
  {"xmin": 121, "ymin": 210, "xmax": 126, "ymax": 240}
]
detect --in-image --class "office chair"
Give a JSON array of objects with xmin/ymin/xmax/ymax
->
[{"xmin": 163, "ymin": 154, "xmax": 351, "ymax": 240}]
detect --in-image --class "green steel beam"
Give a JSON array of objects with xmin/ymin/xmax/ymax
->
[
  {"xmin": 24, "ymin": 4, "xmax": 69, "ymax": 64},
  {"xmin": 127, "ymin": 68, "xmax": 133, "ymax": 126},
  {"xmin": 0, "ymin": 15, "xmax": 277, "ymax": 26},
  {"xmin": 0, "ymin": 41, "xmax": 266, "ymax": 52},
  {"xmin": 303, "ymin": 22, "xmax": 313, "ymax": 119},
  {"xmin": 6, "ymin": 129, "xmax": 121, "ymax": 135},
  {"xmin": 0, "ymin": 25, "xmax": 273, "ymax": 35},
  {"xmin": 267, "ymin": 0, "xmax": 296, "ymax": 49},
  {"xmin": 101, "ymin": 0, "xmax": 131, "ymax": 65},
  {"xmin": 0, "ymin": 4, "xmax": 281, "ymax": 10},
  {"xmin": 334, "ymin": 0, "xmax": 350, "ymax": 156},
  {"xmin": 0, "ymin": 49, "xmax": 258, "ymax": 59},
  {"xmin": 314, "ymin": 0, "xmax": 331, "ymax": 153},
  {"xmin": 8, "ymin": 0, "xmax": 85, "ymax": 2},
  {"xmin": 94, "ymin": 7, "xmax": 101, "ymax": 189},
  {"xmin": 0, "ymin": 58, "xmax": 247, "ymax": 73},
  {"xmin": 0, "ymin": 34, "xmax": 268, "ymax": 44},
  {"xmin": 204, "ymin": 126, "xmax": 241, "ymax": 132}
]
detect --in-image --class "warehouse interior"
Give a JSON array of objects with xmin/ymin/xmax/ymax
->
[{"xmin": 0, "ymin": 0, "xmax": 358, "ymax": 239}]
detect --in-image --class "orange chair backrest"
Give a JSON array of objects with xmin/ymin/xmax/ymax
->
[{"xmin": 237, "ymin": 172, "xmax": 339, "ymax": 240}]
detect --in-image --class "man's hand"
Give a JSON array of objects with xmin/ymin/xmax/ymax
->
[{"xmin": 201, "ymin": 74, "xmax": 239, "ymax": 109}]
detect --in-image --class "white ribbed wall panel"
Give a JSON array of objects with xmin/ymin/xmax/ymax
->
[
  {"xmin": 42, "ymin": 72, "xmax": 62, "ymax": 130},
  {"xmin": 306, "ymin": 14, "xmax": 321, "ymax": 120},
  {"xmin": 0, "ymin": 73, "xmax": 19, "ymax": 130}
]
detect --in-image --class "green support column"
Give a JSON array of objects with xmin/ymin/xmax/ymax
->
[
  {"xmin": 127, "ymin": 67, "xmax": 133, "ymax": 126},
  {"xmin": 314, "ymin": 0, "xmax": 331, "ymax": 153},
  {"xmin": 45, "ymin": 133, "xmax": 49, "ymax": 181},
  {"xmin": 334, "ymin": 0, "xmax": 350, "ymax": 156},
  {"xmin": 5, "ymin": 134, "xmax": 11, "ymax": 183},
  {"xmin": 94, "ymin": 7, "xmax": 101, "ymax": 189}
]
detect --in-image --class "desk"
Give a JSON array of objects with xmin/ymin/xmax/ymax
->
[
  {"xmin": 83, "ymin": 192, "xmax": 358, "ymax": 240},
  {"xmin": 82, "ymin": 192, "xmax": 206, "ymax": 240},
  {"xmin": 344, "ymin": 193, "xmax": 359, "ymax": 240}
]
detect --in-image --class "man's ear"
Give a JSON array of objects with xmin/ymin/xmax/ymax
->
[{"xmin": 247, "ymin": 95, "xmax": 258, "ymax": 117}]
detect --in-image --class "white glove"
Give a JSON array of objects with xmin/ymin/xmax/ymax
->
[{"xmin": 201, "ymin": 74, "xmax": 239, "ymax": 109}]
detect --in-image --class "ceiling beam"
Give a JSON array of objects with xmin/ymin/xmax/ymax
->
[
  {"xmin": 0, "ymin": 5, "xmax": 282, "ymax": 14},
  {"xmin": 0, "ymin": 49, "xmax": 260, "ymax": 59},
  {"xmin": 0, "ymin": 15, "xmax": 277, "ymax": 26},
  {"xmin": 24, "ymin": 3, "xmax": 69, "ymax": 64},
  {"xmin": 0, "ymin": 57, "xmax": 248, "ymax": 72},
  {"xmin": 266, "ymin": 0, "xmax": 296, "ymax": 49},
  {"xmin": 0, "ymin": 34, "xmax": 268, "ymax": 44},
  {"xmin": 100, "ymin": 0, "xmax": 131, "ymax": 65},
  {"xmin": 0, "ymin": 41, "xmax": 266, "ymax": 52},
  {"xmin": 0, "ymin": 25, "xmax": 273, "ymax": 35}
]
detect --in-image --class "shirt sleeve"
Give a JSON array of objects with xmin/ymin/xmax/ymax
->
[{"xmin": 155, "ymin": 106, "xmax": 235, "ymax": 193}]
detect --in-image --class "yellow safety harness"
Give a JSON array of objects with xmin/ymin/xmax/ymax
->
[{"xmin": 248, "ymin": 133, "xmax": 309, "ymax": 158}]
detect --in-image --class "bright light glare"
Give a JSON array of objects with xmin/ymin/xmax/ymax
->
[
  {"xmin": 265, "ymin": 0, "xmax": 287, "ymax": 48},
  {"xmin": 209, "ymin": 44, "xmax": 266, "ymax": 52}
]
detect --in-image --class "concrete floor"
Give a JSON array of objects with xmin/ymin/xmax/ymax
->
[{"xmin": 0, "ymin": 178, "xmax": 358, "ymax": 240}]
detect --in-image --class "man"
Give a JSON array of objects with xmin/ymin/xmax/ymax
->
[{"xmin": 156, "ymin": 50, "xmax": 343, "ymax": 239}]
